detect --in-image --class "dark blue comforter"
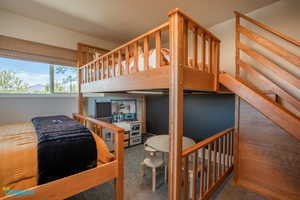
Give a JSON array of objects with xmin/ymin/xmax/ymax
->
[{"xmin": 31, "ymin": 115, "xmax": 97, "ymax": 184}]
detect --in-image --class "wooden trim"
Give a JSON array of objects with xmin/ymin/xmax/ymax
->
[
  {"xmin": 238, "ymin": 25, "xmax": 300, "ymax": 68},
  {"xmin": 168, "ymin": 11, "xmax": 185, "ymax": 200},
  {"xmin": 234, "ymin": 11, "xmax": 300, "ymax": 47},
  {"xmin": 81, "ymin": 67, "xmax": 170, "ymax": 93},
  {"xmin": 219, "ymin": 73, "xmax": 300, "ymax": 140},
  {"xmin": 238, "ymin": 42, "xmax": 300, "ymax": 90}
]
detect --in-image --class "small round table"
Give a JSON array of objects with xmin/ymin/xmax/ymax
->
[
  {"xmin": 144, "ymin": 135, "xmax": 196, "ymax": 183},
  {"xmin": 145, "ymin": 135, "xmax": 196, "ymax": 152}
]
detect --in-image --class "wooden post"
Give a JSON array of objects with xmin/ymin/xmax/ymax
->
[
  {"xmin": 77, "ymin": 43, "xmax": 85, "ymax": 115},
  {"xmin": 114, "ymin": 129, "xmax": 124, "ymax": 200},
  {"xmin": 168, "ymin": 8, "xmax": 185, "ymax": 200}
]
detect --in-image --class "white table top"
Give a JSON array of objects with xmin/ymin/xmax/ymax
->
[{"xmin": 145, "ymin": 135, "xmax": 196, "ymax": 153}]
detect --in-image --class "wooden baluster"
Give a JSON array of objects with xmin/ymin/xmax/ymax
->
[
  {"xmin": 209, "ymin": 37, "xmax": 213, "ymax": 73},
  {"xmin": 118, "ymin": 50, "xmax": 122, "ymax": 75},
  {"xmin": 200, "ymin": 147, "xmax": 205, "ymax": 197},
  {"xmin": 193, "ymin": 27, "xmax": 198, "ymax": 69},
  {"xmin": 85, "ymin": 67, "xmax": 87, "ymax": 83},
  {"xmin": 236, "ymin": 14, "xmax": 240, "ymax": 78},
  {"xmin": 92, "ymin": 63, "xmax": 95, "ymax": 82},
  {"xmin": 183, "ymin": 156, "xmax": 189, "ymax": 200},
  {"xmin": 106, "ymin": 56, "xmax": 110, "ymax": 78},
  {"xmin": 192, "ymin": 151, "xmax": 198, "ymax": 200},
  {"xmin": 112, "ymin": 54, "xmax": 116, "ymax": 77},
  {"xmin": 218, "ymin": 137, "xmax": 222, "ymax": 177},
  {"xmin": 144, "ymin": 37, "xmax": 149, "ymax": 71},
  {"xmin": 227, "ymin": 133, "xmax": 230, "ymax": 168},
  {"xmin": 183, "ymin": 20, "xmax": 188, "ymax": 67},
  {"xmin": 155, "ymin": 31, "xmax": 161, "ymax": 68},
  {"xmin": 213, "ymin": 140, "xmax": 217, "ymax": 184},
  {"xmin": 223, "ymin": 136, "xmax": 226, "ymax": 173},
  {"xmin": 202, "ymin": 33, "xmax": 206, "ymax": 72},
  {"xmin": 98, "ymin": 60, "xmax": 101, "ymax": 80},
  {"xmin": 207, "ymin": 143, "xmax": 212, "ymax": 191},
  {"xmin": 134, "ymin": 42, "xmax": 139, "ymax": 72},
  {"xmin": 95, "ymin": 61, "xmax": 98, "ymax": 81},
  {"xmin": 125, "ymin": 46, "xmax": 130, "ymax": 73},
  {"xmin": 101, "ymin": 59, "xmax": 105, "ymax": 80},
  {"xmin": 88, "ymin": 64, "xmax": 91, "ymax": 82},
  {"xmin": 99, "ymin": 126, "xmax": 103, "ymax": 137},
  {"xmin": 231, "ymin": 131, "xmax": 234, "ymax": 166}
]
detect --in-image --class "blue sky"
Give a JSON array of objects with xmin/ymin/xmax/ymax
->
[{"xmin": 0, "ymin": 57, "xmax": 76, "ymax": 86}]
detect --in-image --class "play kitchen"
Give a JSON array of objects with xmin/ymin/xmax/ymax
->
[{"xmin": 95, "ymin": 99, "xmax": 143, "ymax": 151}]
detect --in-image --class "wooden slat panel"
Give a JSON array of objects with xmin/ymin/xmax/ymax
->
[
  {"xmin": 235, "ymin": 11, "xmax": 300, "ymax": 47},
  {"xmin": 239, "ymin": 60, "xmax": 300, "ymax": 111},
  {"xmin": 239, "ymin": 42, "xmax": 300, "ymax": 90},
  {"xmin": 238, "ymin": 25, "xmax": 300, "ymax": 68},
  {"xmin": 219, "ymin": 73, "xmax": 300, "ymax": 140},
  {"xmin": 155, "ymin": 31, "xmax": 162, "ymax": 68},
  {"xmin": 144, "ymin": 37, "xmax": 149, "ymax": 71}
]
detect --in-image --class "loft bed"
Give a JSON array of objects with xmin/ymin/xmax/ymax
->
[
  {"xmin": 0, "ymin": 114, "xmax": 124, "ymax": 200},
  {"xmin": 77, "ymin": 8, "xmax": 234, "ymax": 200},
  {"xmin": 78, "ymin": 10, "xmax": 221, "ymax": 94}
]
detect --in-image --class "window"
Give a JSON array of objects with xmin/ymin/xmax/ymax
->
[{"xmin": 0, "ymin": 57, "xmax": 78, "ymax": 94}]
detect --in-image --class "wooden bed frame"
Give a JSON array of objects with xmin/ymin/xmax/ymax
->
[{"xmin": 0, "ymin": 114, "xmax": 124, "ymax": 200}]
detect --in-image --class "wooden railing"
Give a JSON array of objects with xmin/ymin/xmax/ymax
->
[
  {"xmin": 79, "ymin": 9, "xmax": 221, "ymax": 90},
  {"xmin": 235, "ymin": 11, "xmax": 300, "ymax": 112},
  {"xmin": 79, "ymin": 22, "xmax": 169, "ymax": 84},
  {"xmin": 181, "ymin": 128, "xmax": 234, "ymax": 200},
  {"xmin": 175, "ymin": 9, "xmax": 220, "ymax": 75}
]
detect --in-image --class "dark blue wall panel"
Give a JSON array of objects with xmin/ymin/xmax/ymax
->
[{"xmin": 146, "ymin": 94, "xmax": 235, "ymax": 142}]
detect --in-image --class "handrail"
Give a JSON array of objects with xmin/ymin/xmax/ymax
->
[
  {"xmin": 169, "ymin": 8, "xmax": 220, "ymax": 43},
  {"xmin": 80, "ymin": 22, "xmax": 170, "ymax": 69},
  {"xmin": 234, "ymin": 11, "xmax": 300, "ymax": 47},
  {"xmin": 182, "ymin": 128, "xmax": 234, "ymax": 156},
  {"xmin": 73, "ymin": 113, "xmax": 123, "ymax": 133}
]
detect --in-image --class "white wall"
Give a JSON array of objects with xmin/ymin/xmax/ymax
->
[
  {"xmin": 0, "ymin": 95, "xmax": 78, "ymax": 124},
  {"xmin": 0, "ymin": 8, "xmax": 120, "ymax": 50},
  {"xmin": 209, "ymin": 0, "xmax": 300, "ymax": 115}
]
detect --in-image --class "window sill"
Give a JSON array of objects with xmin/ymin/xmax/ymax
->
[{"xmin": 0, "ymin": 93, "xmax": 78, "ymax": 98}]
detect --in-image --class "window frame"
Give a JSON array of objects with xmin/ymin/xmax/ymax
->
[{"xmin": 0, "ymin": 57, "xmax": 79, "ymax": 96}]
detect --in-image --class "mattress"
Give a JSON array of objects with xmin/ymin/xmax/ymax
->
[
  {"xmin": 105, "ymin": 48, "xmax": 170, "ymax": 77},
  {"xmin": 0, "ymin": 122, "xmax": 113, "ymax": 197}
]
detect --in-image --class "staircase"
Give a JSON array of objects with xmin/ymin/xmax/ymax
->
[{"xmin": 219, "ymin": 12, "xmax": 300, "ymax": 200}]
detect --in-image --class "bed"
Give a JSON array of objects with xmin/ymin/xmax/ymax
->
[{"xmin": 0, "ymin": 114, "xmax": 124, "ymax": 200}]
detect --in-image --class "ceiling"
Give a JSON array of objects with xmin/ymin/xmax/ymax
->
[{"xmin": 0, "ymin": 0, "xmax": 279, "ymax": 43}]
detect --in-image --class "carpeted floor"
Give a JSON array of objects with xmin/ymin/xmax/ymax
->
[{"xmin": 67, "ymin": 145, "xmax": 269, "ymax": 200}]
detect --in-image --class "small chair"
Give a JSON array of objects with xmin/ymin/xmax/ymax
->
[{"xmin": 141, "ymin": 145, "xmax": 164, "ymax": 192}]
